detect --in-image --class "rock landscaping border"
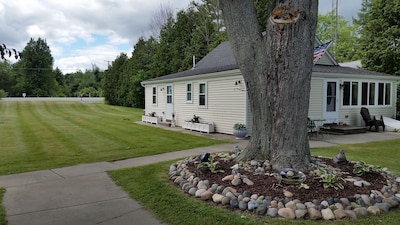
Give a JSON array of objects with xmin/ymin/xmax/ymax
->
[{"xmin": 168, "ymin": 152, "xmax": 400, "ymax": 220}]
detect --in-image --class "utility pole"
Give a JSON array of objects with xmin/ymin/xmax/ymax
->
[{"xmin": 332, "ymin": 0, "xmax": 338, "ymax": 59}]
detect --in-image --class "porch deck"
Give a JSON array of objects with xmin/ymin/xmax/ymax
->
[{"xmin": 320, "ymin": 124, "xmax": 367, "ymax": 135}]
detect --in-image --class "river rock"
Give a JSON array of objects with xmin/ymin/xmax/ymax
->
[
  {"xmin": 230, "ymin": 199, "xmax": 239, "ymax": 208},
  {"xmin": 222, "ymin": 175, "xmax": 234, "ymax": 181},
  {"xmin": 383, "ymin": 197, "xmax": 399, "ymax": 207},
  {"xmin": 221, "ymin": 196, "xmax": 230, "ymax": 205},
  {"xmin": 375, "ymin": 203, "xmax": 390, "ymax": 212},
  {"xmin": 321, "ymin": 208, "xmax": 335, "ymax": 220},
  {"xmin": 243, "ymin": 177, "xmax": 254, "ymax": 185},
  {"xmin": 256, "ymin": 203, "xmax": 268, "ymax": 215},
  {"xmin": 295, "ymin": 209, "xmax": 307, "ymax": 219},
  {"xmin": 188, "ymin": 187, "xmax": 197, "ymax": 196},
  {"xmin": 195, "ymin": 189, "xmax": 206, "ymax": 198},
  {"xmin": 278, "ymin": 208, "xmax": 295, "ymax": 219},
  {"xmin": 285, "ymin": 201, "xmax": 296, "ymax": 212},
  {"xmin": 239, "ymin": 201, "xmax": 248, "ymax": 211},
  {"xmin": 345, "ymin": 210, "xmax": 358, "ymax": 219},
  {"xmin": 267, "ymin": 208, "xmax": 278, "ymax": 217},
  {"xmin": 334, "ymin": 209, "xmax": 347, "ymax": 219},
  {"xmin": 354, "ymin": 207, "xmax": 368, "ymax": 217},
  {"xmin": 248, "ymin": 200, "xmax": 258, "ymax": 211},
  {"xmin": 308, "ymin": 207, "xmax": 322, "ymax": 220},
  {"xmin": 212, "ymin": 194, "xmax": 224, "ymax": 203},
  {"xmin": 367, "ymin": 206, "xmax": 381, "ymax": 215},
  {"xmin": 200, "ymin": 190, "xmax": 213, "ymax": 201},
  {"xmin": 283, "ymin": 190, "xmax": 293, "ymax": 198},
  {"xmin": 231, "ymin": 177, "xmax": 242, "ymax": 186}
]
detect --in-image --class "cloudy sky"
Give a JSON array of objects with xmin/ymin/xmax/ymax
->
[{"xmin": 1, "ymin": 0, "xmax": 362, "ymax": 74}]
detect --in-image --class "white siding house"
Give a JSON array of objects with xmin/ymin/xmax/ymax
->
[{"xmin": 141, "ymin": 41, "xmax": 398, "ymax": 135}]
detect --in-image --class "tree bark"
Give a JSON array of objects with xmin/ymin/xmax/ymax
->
[{"xmin": 219, "ymin": 0, "xmax": 318, "ymax": 171}]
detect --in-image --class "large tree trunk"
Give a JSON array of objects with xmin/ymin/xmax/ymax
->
[{"xmin": 219, "ymin": 0, "xmax": 318, "ymax": 171}]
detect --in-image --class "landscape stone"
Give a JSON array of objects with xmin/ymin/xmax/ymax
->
[
  {"xmin": 383, "ymin": 197, "xmax": 399, "ymax": 207},
  {"xmin": 367, "ymin": 206, "xmax": 381, "ymax": 215},
  {"xmin": 361, "ymin": 195, "xmax": 372, "ymax": 206},
  {"xmin": 239, "ymin": 201, "xmax": 248, "ymax": 211},
  {"xmin": 225, "ymin": 192, "xmax": 236, "ymax": 200},
  {"xmin": 334, "ymin": 203, "xmax": 344, "ymax": 210},
  {"xmin": 296, "ymin": 203, "xmax": 306, "ymax": 210},
  {"xmin": 354, "ymin": 207, "xmax": 368, "ymax": 217},
  {"xmin": 221, "ymin": 196, "xmax": 231, "ymax": 205},
  {"xmin": 345, "ymin": 210, "xmax": 358, "ymax": 219},
  {"xmin": 188, "ymin": 187, "xmax": 197, "ymax": 196},
  {"xmin": 231, "ymin": 177, "xmax": 242, "ymax": 186},
  {"xmin": 295, "ymin": 209, "xmax": 307, "ymax": 219},
  {"xmin": 200, "ymin": 190, "xmax": 213, "ymax": 201},
  {"xmin": 375, "ymin": 203, "xmax": 390, "ymax": 212},
  {"xmin": 333, "ymin": 209, "xmax": 347, "ymax": 219},
  {"xmin": 278, "ymin": 208, "xmax": 295, "ymax": 219},
  {"xmin": 321, "ymin": 208, "xmax": 335, "ymax": 220},
  {"xmin": 283, "ymin": 190, "xmax": 293, "ymax": 198},
  {"xmin": 195, "ymin": 189, "xmax": 206, "ymax": 198},
  {"xmin": 308, "ymin": 207, "xmax": 322, "ymax": 220},
  {"xmin": 267, "ymin": 208, "xmax": 278, "ymax": 217},
  {"xmin": 247, "ymin": 200, "xmax": 258, "ymax": 211},
  {"xmin": 212, "ymin": 194, "xmax": 224, "ymax": 203},
  {"xmin": 285, "ymin": 201, "xmax": 296, "ymax": 212},
  {"xmin": 230, "ymin": 199, "xmax": 239, "ymax": 208},
  {"xmin": 243, "ymin": 177, "xmax": 254, "ymax": 185},
  {"xmin": 256, "ymin": 203, "xmax": 268, "ymax": 215},
  {"xmin": 340, "ymin": 198, "xmax": 350, "ymax": 206}
]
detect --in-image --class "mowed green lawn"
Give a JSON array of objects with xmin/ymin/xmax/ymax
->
[{"xmin": 0, "ymin": 101, "xmax": 226, "ymax": 175}]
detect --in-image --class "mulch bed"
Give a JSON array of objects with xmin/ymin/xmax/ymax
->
[{"xmin": 186, "ymin": 156, "xmax": 387, "ymax": 202}]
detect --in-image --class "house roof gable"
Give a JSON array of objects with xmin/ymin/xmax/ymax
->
[{"xmin": 143, "ymin": 40, "xmax": 393, "ymax": 83}]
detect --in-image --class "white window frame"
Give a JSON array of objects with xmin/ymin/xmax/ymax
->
[
  {"xmin": 198, "ymin": 82, "xmax": 207, "ymax": 108},
  {"xmin": 152, "ymin": 86, "xmax": 157, "ymax": 106},
  {"xmin": 342, "ymin": 80, "xmax": 392, "ymax": 108},
  {"xmin": 186, "ymin": 83, "xmax": 193, "ymax": 103}
]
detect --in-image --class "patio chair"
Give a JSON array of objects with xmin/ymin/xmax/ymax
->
[{"xmin": 360, "ymin": 107, "xmax": 385, "ymax": 132}]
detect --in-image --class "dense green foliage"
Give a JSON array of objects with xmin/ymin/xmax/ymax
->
[
  {"xmin": 0, "ymin": 39, "xmax": 103, "ymax": 98},
  {"xmin": 103, "ymin": 1, "xmax": 228, "ymax": 108},
  {"xmin": 357, "ymin": 0, "xmax": 400, "ymax": 75},
  {"xmin": 316, "ymin": 11, "xmax": 360, "ymax": 63}
]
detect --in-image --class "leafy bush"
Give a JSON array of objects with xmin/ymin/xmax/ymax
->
[
  {"xmin": 353, "ymin": 161, "xmax": 382, "ymax": 176},
  {"xmin": 316, "ymin": 168, "xmax": 345, "ymax": 190},
  {"xmin": 0, "ymin": 89, "xmax": 7, "ymax": 99}
]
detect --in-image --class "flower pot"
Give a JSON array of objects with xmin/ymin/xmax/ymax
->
[{"xmin": 233, "ymin": 128, "xmax": 248, "ymax": 139}]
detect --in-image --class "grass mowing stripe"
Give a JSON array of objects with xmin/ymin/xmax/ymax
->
[{"xmin": 0, "ymin": 101, "xmax": 227, "ymax": 175}]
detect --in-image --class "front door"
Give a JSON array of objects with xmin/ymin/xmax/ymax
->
[
  {"xmin": 165, "ymin": 84, "xmax": 174, "ymax": 120},
  {"xmin": 323, "ymin": 80, "xmax": 339, "ymax": 123}
]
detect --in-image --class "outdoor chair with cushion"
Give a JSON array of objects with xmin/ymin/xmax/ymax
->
[{"xmin": 360, "ymin": 107, "xmax": 385, "ymax": 132}]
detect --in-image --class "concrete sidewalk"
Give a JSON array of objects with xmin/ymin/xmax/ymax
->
[{"xmin": 0, "ymin": 131, "xmax": 399, "ymax": 225}]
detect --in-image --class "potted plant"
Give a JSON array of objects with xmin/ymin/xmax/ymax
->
[{"xmin": 233, "ymin": 123, "xmax": 248, "ymax": 139}]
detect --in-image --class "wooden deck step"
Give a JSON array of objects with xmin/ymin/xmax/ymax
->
[{"xmin": 320, "ymin": 125, "xmax": 367, "ymax": 135}]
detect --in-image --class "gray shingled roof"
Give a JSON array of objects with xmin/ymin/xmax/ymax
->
[{"xmin": 144, "ymin": 41, "xmax": 392, "ymax": 83}]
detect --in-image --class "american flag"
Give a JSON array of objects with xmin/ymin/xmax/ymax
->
[{"xmin": 313, "ymin": 41, "xmax": 332, "ymax": 64}]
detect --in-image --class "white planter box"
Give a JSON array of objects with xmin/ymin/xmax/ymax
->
[
  {"xmin": 142, "ymin": 116, "xmax": 161, "ymax": 124},
  {"xmin": 182, "ymin": 122, "xmax": 214, "ymax": 133}
]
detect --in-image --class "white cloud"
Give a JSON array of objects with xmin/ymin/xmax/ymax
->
[{"xmin": 1, "ymin": 0, "xmax": 361, "ymax": 74}]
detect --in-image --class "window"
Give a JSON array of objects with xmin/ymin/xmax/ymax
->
[
  {"xmin": 186, "ymin": 83, "xmax": 192, "ymax": 102},
  {"xmin": 369, "ymin": 83, "xmax": 375, "ymax": 105},
  {"xmin": 166, "ymin": 85, "xmax": 172, "ymax": 104},
  {"xmin": 342, "ymin": 81, "xmax": 357, "ymax": 106},
  {"xmin": 152, "ymin": 86, "xmax": 157, "ymax": 105},
  {"xmin": 345, "ymin": 81, "xmax": 391, "ymax": 107},
  {"xmin": 199, "ymin": 82, "xmax": 207, "ymax": 107},
  {"xmin": 385, "ymin": 83, "xmax": 391, "ymax": 105}
]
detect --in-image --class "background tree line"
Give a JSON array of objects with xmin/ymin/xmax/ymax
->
[{"xmin": 2, "ymin": 0, "xmax": 400, "ymax": 107}]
